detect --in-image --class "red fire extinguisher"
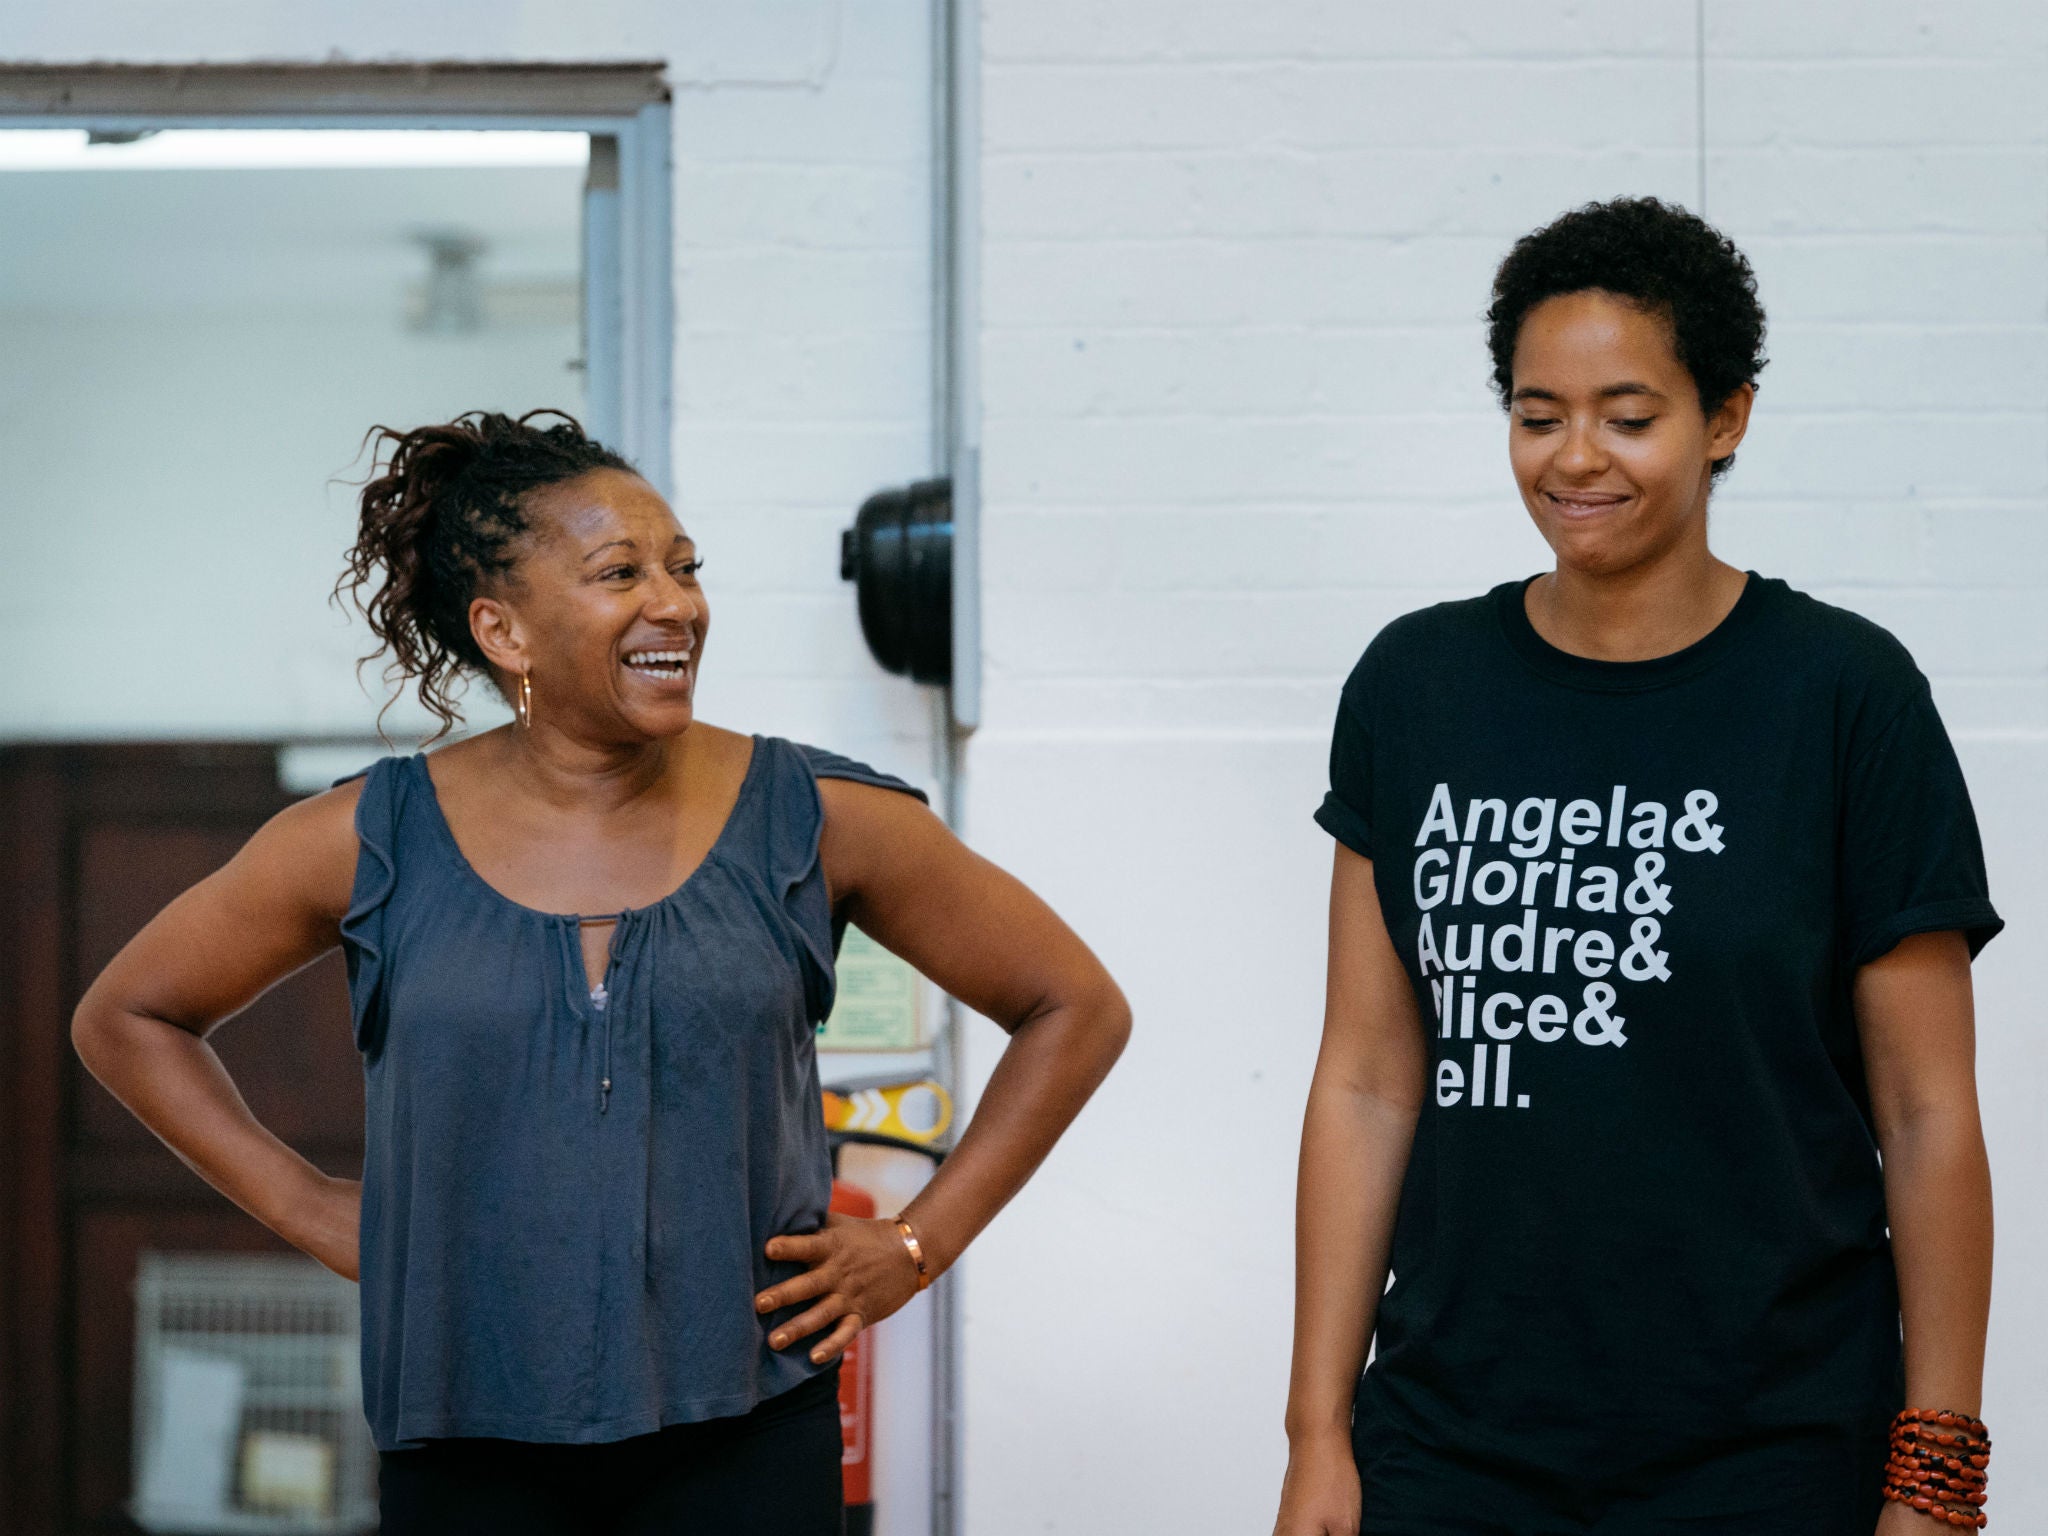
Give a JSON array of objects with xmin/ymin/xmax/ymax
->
[{"xmin": 829, "ymin": 1178, "xmax": 877, "ymax": 1536}]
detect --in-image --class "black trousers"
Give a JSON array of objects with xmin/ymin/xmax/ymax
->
[{"xmin": 378, "ymin": 1368, "xmax": 844, "ymax": 1536}]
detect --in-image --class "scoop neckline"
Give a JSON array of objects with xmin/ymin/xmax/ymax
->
[
  {"xmin": 410, "ymin": 734, "xmax": 765, "ymax": 922},
  {"xmin": 1493, "ymin": 571, "xmax": 1774, "ymax": 693}
]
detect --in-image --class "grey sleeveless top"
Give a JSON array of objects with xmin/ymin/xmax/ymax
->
[{"xmin": 338, "ymin": 737, "xmax": 924, "ymax": 1450}]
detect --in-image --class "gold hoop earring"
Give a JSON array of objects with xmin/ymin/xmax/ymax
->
[{"xmin": 515, "ymin": 671, "xmax": 534, "ymax": 730}]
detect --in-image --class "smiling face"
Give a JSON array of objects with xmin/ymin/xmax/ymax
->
[
  {"xmin": 1508, "ymin": 289, "xmax": 1752, "ymax": 579},
  {"xmin": 466, "ymin": 467, "xmax": 709, "ymax": 743}
]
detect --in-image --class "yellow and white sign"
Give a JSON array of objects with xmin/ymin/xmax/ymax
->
[{"xmin": 822, "ymin": 1080, "xmax": 953, "ymax": 1146}]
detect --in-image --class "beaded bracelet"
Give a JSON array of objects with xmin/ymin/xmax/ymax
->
[{"xmin": 1882, "ymin": 1409, "xmax": 1990, "ymax": 1529}]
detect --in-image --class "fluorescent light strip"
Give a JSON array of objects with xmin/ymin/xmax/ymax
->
[{"xmin": 0, "ymin": 129, "xmax": 589, "ymax": 171}]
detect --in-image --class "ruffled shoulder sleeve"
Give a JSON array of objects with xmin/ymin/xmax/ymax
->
[
  {"xmin": 794, "ymin": 744, "xmax": 930, "ymax": 804},
  {"xmin": 751, "ymin": 739, "xmax": 928, "ymax": 1024},
  {"xmin": 337, "ymin": 756, "xmax": 410, "ymax": 1056}
]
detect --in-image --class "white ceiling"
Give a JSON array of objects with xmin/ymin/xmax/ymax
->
[{"xmin": 0, "ymin": 163, "xmax": 584, "ymax": 315}]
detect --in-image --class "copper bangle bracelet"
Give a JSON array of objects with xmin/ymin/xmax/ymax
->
[{"xmin": 895, "ymin": 1217, "xmax": 932, "ymax": 1291}]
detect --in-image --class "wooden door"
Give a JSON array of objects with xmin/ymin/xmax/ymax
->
[{"xmin": 0, "ymin": 744, "xmax": 366, "ymax": 1535}]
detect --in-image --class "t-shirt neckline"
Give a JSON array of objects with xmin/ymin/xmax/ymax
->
[{"xmin": 1493, "ymin": 570, "xmax": 1773, "ymax": 693}]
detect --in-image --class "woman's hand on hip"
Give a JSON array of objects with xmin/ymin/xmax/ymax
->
[
  {"xmin": 756, "ymin": 1212, "xmax": 920, "ymax": 1364},
  {"xmin": 1273, "ymin": 1429, "xmax": 1362, "ymax": 1536}
]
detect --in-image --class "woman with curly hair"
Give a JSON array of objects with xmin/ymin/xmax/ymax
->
[
  {"xmin": 1273, "ymin": 199, "xmax": 2001, "ymax": 1535},
  {"xmin": 72, "ymin": 412, "xmax": 1130, "ymax": 1535}
]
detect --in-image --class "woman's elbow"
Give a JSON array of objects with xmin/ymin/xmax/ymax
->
[
  {"xmin": 1873, "ymin": 1091, "xmax": 1986, "ymax": 1160},
  {"xmin": 1087, "ymin": 976, "xmax": 1133, "ymax": 1072},
  {"xmin": 71, "ymin": 977, "xmax": 154, "ymax": 1082},
  {"xmin": 71, "ymin": 988, "xmax": 120, "ymax": 1079}
]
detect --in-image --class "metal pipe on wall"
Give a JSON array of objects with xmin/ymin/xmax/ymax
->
[{"xmin": 928, "ymin": 3, "xmax": 977, "ymax": 1532}]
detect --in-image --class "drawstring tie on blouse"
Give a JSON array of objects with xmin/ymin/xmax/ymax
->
[
  {"xmin": 560, "ymin": 914, "xmax": 631, "ymax": 1115},
  {"xmin": 591, "ymin": 981, "xmax": 613, "ymax": 1113}
]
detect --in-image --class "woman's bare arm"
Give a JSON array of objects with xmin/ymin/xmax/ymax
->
[
  {"xmin": 1857, "ymin": 928, "xmax": 1992, "ymax": 1417},
  {"xmin": 753, "ymin": 780, "xmax": 1131, "ymax": 1363},
  {"xmin": 1274, "ymin": 844, "xmax": 1428, "ymax": 1536},
  {"xmin": 70, "ymin": 783, "xmax": 364, "ymax": 1278}
]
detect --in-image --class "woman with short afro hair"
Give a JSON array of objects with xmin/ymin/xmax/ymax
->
[{"xmin": 1274, "ymin": 198, "xmax": 2001, "ymax": 1534}]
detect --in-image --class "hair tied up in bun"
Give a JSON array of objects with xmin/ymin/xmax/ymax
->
[{"xmin": 334, "ymin": 409, "xmax": 634, "ymax": 740}]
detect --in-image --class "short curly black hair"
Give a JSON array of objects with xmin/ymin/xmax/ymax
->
[{"xmin": 1486, "ymin": 197, "xmax": 1767, "ymax": 479}]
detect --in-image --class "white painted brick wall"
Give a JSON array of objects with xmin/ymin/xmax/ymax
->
[{"xmin": 965, "ymin": 3, "xmax": 2048, "ymax": 1533}]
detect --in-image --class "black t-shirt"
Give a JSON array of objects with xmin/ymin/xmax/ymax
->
[{"xmin": 1315, "ymin": 573, "xmax": 2001, "ymax": 1488}]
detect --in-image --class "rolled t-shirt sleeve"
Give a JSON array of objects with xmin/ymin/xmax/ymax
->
[
  {"xmin": 1315, "ymin": 692, "xmax": 1376, "ymax": 859},
  {"xmin": 1840, "ymin": 682, "xmax": 2003, "ymax": 968}
]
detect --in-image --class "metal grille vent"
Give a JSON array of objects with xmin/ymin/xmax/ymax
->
[{"xmin": 131, "ymin": 1253, "xmax": 375, "ymax": 1534}]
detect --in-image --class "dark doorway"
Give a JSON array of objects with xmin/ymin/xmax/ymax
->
[{"xmin": 0, "ymin": 743, "xmax": 366, "ymax": 1533}]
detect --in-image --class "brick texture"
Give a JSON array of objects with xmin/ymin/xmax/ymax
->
[{"xmin": 965, "ymin": 4, "xmax": 2048, "ymax": 1532}]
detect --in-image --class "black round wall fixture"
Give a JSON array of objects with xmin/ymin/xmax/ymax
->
[{"xmin": 840, "ymin": 478, "xmax": 952, "ymax": 685}]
